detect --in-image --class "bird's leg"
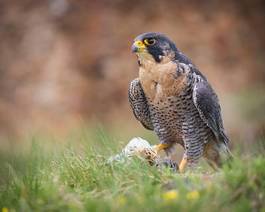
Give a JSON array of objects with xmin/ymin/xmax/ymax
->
[
  {"xmin": 153, "ymin": 143, "xmax": 170, "ymax": 154},
  {"xmin": 180, "ymin": 138, "xmax": 203, "ymax": 173},
  {"xmin": 179, "ymin": 156, "xmax": 187, "ymax": 173}
]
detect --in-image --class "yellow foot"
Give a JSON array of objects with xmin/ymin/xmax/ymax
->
[
  {"xmin": 179, "ymin": 158, "xmax": 187, "ymax": 173},
  {"xmin": 153, "ymin": 143, "xmax": 169, "ymax": 154}
]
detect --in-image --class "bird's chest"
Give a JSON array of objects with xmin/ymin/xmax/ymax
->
[{"xmin": 139, "ymin": 62, "xmax": 187, "ymax": 103}]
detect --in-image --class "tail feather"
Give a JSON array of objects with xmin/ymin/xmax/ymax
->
[{"xmin": 219, "ymin": 142, "xmax": 233, "ymax": 165}]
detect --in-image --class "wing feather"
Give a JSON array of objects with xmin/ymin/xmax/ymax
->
[
  {"xmin": 192, "ymin": 78, "xmax": 229, "ymax": 145},
  {"xmin": 128, "ymin": 78, "xmax": 154, "ymax": 130}
]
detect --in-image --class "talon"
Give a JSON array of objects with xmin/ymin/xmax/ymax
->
[
  {"xmin": 153, "ymin": 143, "xmax": 169, "ymax": 154},
  {"xmin": 179, "ymin": 157, "xmax": 187, "ymax": 173}
]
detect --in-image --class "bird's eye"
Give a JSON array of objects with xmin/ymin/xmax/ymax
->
[{"xmin": 144, "ymin": 38, "xmax": 156, "ymax": 46}]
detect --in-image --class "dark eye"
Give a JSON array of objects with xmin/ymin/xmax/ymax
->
[{"xmin": 144, "ymin": 38, "xmax": 156, "ymax": 46}]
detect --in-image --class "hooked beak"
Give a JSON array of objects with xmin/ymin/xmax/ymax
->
[{"xmin": 131, "ymin": 40, "xmax": 146, "ymax": 53}]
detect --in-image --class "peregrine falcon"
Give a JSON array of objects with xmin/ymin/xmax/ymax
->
[{"xmin": 128, "ymin": 32, "xmax": 232, "ymax": 172}]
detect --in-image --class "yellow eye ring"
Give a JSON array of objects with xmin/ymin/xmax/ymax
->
[{"xmin": 144, "ymin": 38, "xmax": 156, "ymax": 46}]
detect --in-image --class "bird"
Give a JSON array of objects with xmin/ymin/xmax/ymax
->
[{"xmin": 128, "ymin": 32, "xmax": 232, "ymax": 172}]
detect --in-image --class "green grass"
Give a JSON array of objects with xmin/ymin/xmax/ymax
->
[{"xmin": 0, "ymin": 130, "xmax": 264, "ymax": 212}]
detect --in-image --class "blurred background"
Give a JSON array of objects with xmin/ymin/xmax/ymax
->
[{"xmin": 0, "ymin": 0, "xmax": 265, "ymax": 150}]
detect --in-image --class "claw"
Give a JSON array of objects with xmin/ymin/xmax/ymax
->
[
  {"xmin": 179, "ymin": 157, "xmax": 187, "ymax": 173},
  {"xmin": 153, "ymin": 143, "xmax": 170, "ymax": 154}
]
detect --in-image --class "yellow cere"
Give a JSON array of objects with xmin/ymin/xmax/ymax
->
[
  {"xmin": 134, "ymin": 40, "xmax": 146, "ymax": 48},
  {"xmin": 162, "ymin": 190, "xmax": 179, "ymax": 202},
  {"xmin": 186, "ymin": 190, "xmax": 200, "ymax": 201}
]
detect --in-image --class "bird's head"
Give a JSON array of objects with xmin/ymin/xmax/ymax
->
[{"xmin": 131, "ymin": 32, "xmax": 178, "ymax": 64}]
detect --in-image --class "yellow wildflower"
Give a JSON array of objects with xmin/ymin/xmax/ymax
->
[
  {"xmin": 162, "ymin": 190, "xmax": 179, "ymax": 202},
  {"xmin": 186, "ymin": 190, "xmax": 200, "ymax": 200},
  {"xmin": 2, "ymin": 208, "xmax": 8, "ymax": 212},
  {"xmin": 117, "ymin": 195, "xmax": 127, "ymax": 206}
]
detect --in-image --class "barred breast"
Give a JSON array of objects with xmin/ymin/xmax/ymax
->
[
  {"xmin": 147, "ymin": 84, "xmax": 214, "ymax": 162},
  {"xmin": 139, "ymin": 61, "xmax": 214, "ymax": 162}
]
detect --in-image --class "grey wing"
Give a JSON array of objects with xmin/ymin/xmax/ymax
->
[
  {"xmin": 192, "ymin": 78, "xmax": 229, "ymax": 145},
  {"xmin": 128, "ymin": 78, "xmax": 154, "ymax": 130}
]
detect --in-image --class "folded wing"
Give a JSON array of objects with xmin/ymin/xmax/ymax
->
[
  {"xmin": 128, "ymin": 78, "xmax": 154, "ymax": 130},
  {"xmin": 192, "ymin": 78, "xmax": 229, "ymax": 146}
]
